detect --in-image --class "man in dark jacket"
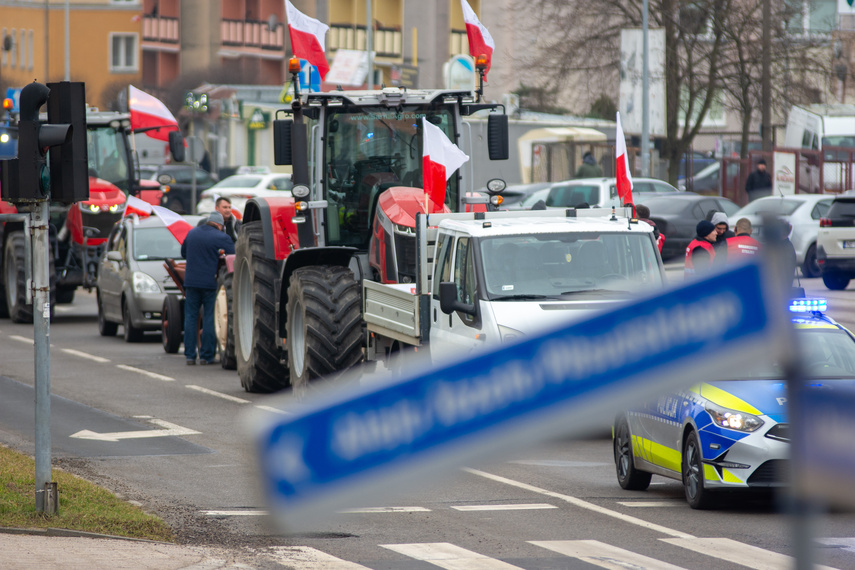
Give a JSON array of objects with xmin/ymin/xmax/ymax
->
[
  {"xmin": 180, "ymin": 212, "xmax": 235, "ymax": 365},
  {"xmin": 710, "ymin": 211, "xmax": 735, "ymax": 266},
  {"xmin": 575, "ymin": 151, "xmax": 603, "ymax": 178},
  {"xmin": 745, "ymin": 158, "xmax": 773, "ymax": 201},
  {"xmin": 215, "ymin": 197, "xmax": 241, "ymax": 242}
]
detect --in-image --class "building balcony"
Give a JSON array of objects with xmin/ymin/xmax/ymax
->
[
  {"xmin": 221, "ymin": 19, "xmax": 285, "ymax": 51},
  {"xmin": 142, "ymin": 15, "xmax": 180, "ymax": 45},
  {"xmin": 329, "ymin": 24, "xmax": 402, "ymax": 59}
]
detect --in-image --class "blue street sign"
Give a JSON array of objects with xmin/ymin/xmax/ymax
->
[
  {"xmin": 796, "ymin": 386, "xmax": 855, "ymax": 508},
  {"xmin": 255, "ymin": 262, "xmax": 778, "ymax": 529},
  {"xmin": 5, "ymin": 88, "xmax": 21, "ymax": 113},
  {"xmin": 299, "ymin": 59, "xmax": 321, "ymax": 92}
]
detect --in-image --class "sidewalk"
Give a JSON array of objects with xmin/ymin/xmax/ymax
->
[{"xmin": 0, "ymin": 529, "xmax": 251, "ymax": 570}]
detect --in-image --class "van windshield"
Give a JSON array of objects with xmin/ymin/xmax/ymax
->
[
  {"xmin": 546, "ymin": 184, "xmax": 601, "ymax": 208},
  {"xmin": 822, "ymin": 136, "xmax": 855, "ymax": 148},
  {"xmin": 479, "ymin": 231, "xmax": 662, "ymax": 299}
]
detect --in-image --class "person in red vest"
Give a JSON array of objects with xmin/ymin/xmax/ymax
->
[
  {"xmin": 726, "ymin": 218, "xmax": 761, "ymax": 262},
  {"xmin": 684, "ymin": 220, "xmax": 718, "ymax": 277}
]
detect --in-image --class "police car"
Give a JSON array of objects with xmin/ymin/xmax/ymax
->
[{"xmin": 614, "ymin": 298, "xmax": 855, "ymax": 508}]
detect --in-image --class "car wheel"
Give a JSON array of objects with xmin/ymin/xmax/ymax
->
[
  {"xmin": 614, "ymin": 416, "xmax": 652, "ymax": 491},
  {"xmin": 97, "ymin": 290, "xmax": 118, "ymax": 337},
  {"xmin": 682, "ymin": 430, "xmax": 714, "ymax": 509},
  {"xmin": 123, "ymin": 299, "xmax": 144, "ymax": 342},
  {"xmin": 166, "ymin": 197, "xmax": 186, "ymax": 214},
  {"xmin": 161, "ymin": 295, "xmax": 183, "ymax": 353},
  {"xmin": 822, "ymin": 273, "xmax": 850, "ymax": 291},
  {"xmin": 802, "ymin": 244, "xmax": 820, "ymax": 278}
]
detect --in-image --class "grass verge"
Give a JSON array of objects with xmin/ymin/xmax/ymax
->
[{"xmin": 0, "ymin": 444, "xmax": 173, "ymax": 541}]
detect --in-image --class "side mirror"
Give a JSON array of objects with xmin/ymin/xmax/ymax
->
[
  {"xmin": 273, "ymin": 119, "xmax": 293, "ymax": 165},
  {"xmin": 487, "ymin": 114, "xmax": 509, "ymax": 161},
  {"xmin": 168, "ymin": 130, "xmax": 185, "ymax": 163},
  {"xmin": 439, "ymin": 281, "xmax": 477, "ymax": 316},
  {"xmin": 105, "ymin": 251, "xmax": 122, "ymax": 262}
]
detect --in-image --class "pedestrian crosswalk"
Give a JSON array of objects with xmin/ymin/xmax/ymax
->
[{"xmin": 257, "ymin": 537, "xmax": 853, "ymax": 569}]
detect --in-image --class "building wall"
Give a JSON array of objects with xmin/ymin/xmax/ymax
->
[{"xmin": 0, "ymin": 0, "xmax": 143, "ymax": 110}]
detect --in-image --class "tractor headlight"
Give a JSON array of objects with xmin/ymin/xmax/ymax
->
[
  {"xmin": 705, "ymin": 402, "xmax": 764, "ymax": 432},
  {"xmin": 132, "ymin": 272, "xmax": 160, "ymax": 294}
]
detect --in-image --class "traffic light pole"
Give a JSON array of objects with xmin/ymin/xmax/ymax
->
[{"xmin": 31, "ymin": 199, "xmax": 54, "ymax": 514}]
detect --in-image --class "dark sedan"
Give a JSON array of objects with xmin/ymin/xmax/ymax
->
[{"xmin": 639, "ymin": 194, "xmax": 740, "ymax": 260}]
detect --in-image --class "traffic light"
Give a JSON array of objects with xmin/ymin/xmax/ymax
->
[
  {"xmin": 47, "ymin": 81, "xmax": 88, "ymax": 204},
  {"xmin": 184, "ymin": 91, "xmax": 208, "ymax": 113},
  {"xmin": 0, "ymin": 82, "xmax": 72, "ymax": 202}
]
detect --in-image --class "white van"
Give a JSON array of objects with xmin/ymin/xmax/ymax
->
[{"xmin": 784, "ymin": 104, "xmax": 855, "ymax": 192}]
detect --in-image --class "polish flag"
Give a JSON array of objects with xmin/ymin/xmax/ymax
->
[
  {"xmin": 615, "ymin": 112, "xmax": 634, "ymax": 207},
  {"xmin": 461, "ymin": 0, "xmax": 495, "ymax": 79},
  {"xmin": 129, "ymin": 85, "xmax": 180, "ymax": 142},
  {"xmin": 422, "ymin": 118, "xmax": 469, "ymax": 212},
  {"xmin": 285, "ymin": 0, "xmax": 330, "ymax": 80},
  {"xmin": 152, "ymin": 205, "xmax": 193, "ymax": 244},
  {"xmin": 123, "ymin": 194, "xmax": 153, "ymax": 218}
]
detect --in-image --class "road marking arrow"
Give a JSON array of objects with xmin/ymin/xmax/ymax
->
[{"xmin": 69, "ymin": 418, "xmax": 201, "ymax": 442}]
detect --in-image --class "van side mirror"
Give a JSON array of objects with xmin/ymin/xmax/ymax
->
[
  {"xmin": 439, "ymin": 281, "xmax": 477, "ymax": 315},
  {"xmin": 273, "ymin": 119, "xmax": 293, "ymax": 165},
  {"xmin": 487, "ymin": 114, "xmax": 509, "ymax": 161},
  {"xmin": 168, "ymin": 131, "xmax": 185, "ymax": 163}
]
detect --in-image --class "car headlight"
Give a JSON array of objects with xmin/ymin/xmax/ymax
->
[
  {"xmin": 705, "ymin": 401, "xmax": 764, "ymax": 432},
  {"xmin": 132, "ymin": 272, "xmax": 161, "ymax": 294},
  {"xmin": 498, "ymin": 325, "xmax": 525, "ymax": 342}
]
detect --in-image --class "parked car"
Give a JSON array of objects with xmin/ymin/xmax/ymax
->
[
  {"xmin": 139, "ymin": 164, "xmax": 218, "ymax": 214},
  {"xmin": 640, "ymin": 194, "xmax": 740, "ymax": 260},
  {"xmin": 96, "ymin": 214, "xmax": 204, "ymax": 342},
  {"xmin": 728, "ymin": 194, "xmax": 832, "ymax": 278},
  {"xmin": 817, "ymin": 196, "xmax": 855, "ymax": 290},
  {"xmin": 496, "ymin": 182, "xmax": 554, "ymax": 210},
  {"xmin": 515, "ymin": 187, "xmax": 552, "ymax": 210},
  {"xmin": 196, "ymin": 172, "xmax": 294, "ymax": 215},
  {"xmin": 544, "ymin": 177, "xmax": 680, "ymax": 210}
]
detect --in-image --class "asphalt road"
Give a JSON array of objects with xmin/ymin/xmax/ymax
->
[{"xmin": 1, "ymin": 270, "xmax": 855, "ymax": 568}]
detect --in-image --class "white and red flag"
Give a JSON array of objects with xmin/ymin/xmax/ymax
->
[
  {"xmin": 129, "ymin": 85, "xmax": 180, "ymax": 142},
  {"xmin": 285, "ymin": 0, "xmax": 330, "ymax": 80},
  {"xmin": 461, "ymin": 0, "xmax": 495, "ymax": 79},
  {"xmin": 152, "ymin": 205, "xmax": 193, "ymax": 244},
  {"xmin": 422, "ymin": 118, "xmax": 469, "ymax": 212},
  {"xmin": 123, "ymin": 194, "xmax": 153, "ymax": 218},
  {"xmin": 615, "ymin": 112, "xmax": 634, "ymax": 207}
]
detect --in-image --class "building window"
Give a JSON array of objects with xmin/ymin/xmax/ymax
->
[
  {"xmin": 110, "ymin": 33, "xmax": 138, "ymax": 72},
  {"xmin": 10, "ymin": 29, "xmax": 16, "ymax": 69},
  {"xmin": 1, "ymin": 28, "xmax": 7, "ymax": 67},
  {"xmin": 19, "ymin": 29, "xmax": 25, "ymax": 68},
  {"xmin": 28, "ymin": 30, "xmax": 33, "ymax": 70}
]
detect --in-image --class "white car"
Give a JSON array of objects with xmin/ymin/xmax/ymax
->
[
  {"xmin": 728, "ymin": 194, "xmax": 833, "ymax": 278},
  {"xmin": 544, "ymin": 177, "xmax": 680, "ymax": 210},
  {"xmin": 196, "ymin": 173, "xmax": 294, "ymax": 215}
]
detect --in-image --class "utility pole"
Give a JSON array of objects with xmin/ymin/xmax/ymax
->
[
  {"xmin": 761, "ymin": 0, "xmax": 772, "ymax": 151},
  {"xmin": 641, "ymin": 0, "xmax": 650, "ymax": 177}
]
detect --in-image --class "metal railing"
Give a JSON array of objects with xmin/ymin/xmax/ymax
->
[
  {"xmin": 328, "ymin": 24, "xmax": 402, "ymax": 58},
  {"xmin": 142, "ymin": 15, "xmax": 179, "ymax": 44},
  {"xmin": 220, "ymin": 19, "xmax": 285, "ymax": 51}
]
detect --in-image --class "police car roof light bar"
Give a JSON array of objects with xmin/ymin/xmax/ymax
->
[{"xmin": 788, "ymin": 298, "xmax": 827, "ymax": 313}]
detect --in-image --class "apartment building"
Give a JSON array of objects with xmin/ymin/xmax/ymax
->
[{"xmin": 0, "ymin": 0, "xmax": 143, "ymax": 110}]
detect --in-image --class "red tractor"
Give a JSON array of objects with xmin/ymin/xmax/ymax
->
[
  {"xmin": 231, "ymin": 86, "xmax": 509, "ymax": 392},
  {"xmin": 0, "ymin": 108, "xmax": 175, "ymax": 322}
]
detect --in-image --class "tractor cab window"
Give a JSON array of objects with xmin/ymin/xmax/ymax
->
[
  {"xmin": 324, "ymin": 106, "xmax": 458, "ymax": 249},
  {"xmin": 88, "ymin": 125, "xmax": 129, "ymax": 192}
]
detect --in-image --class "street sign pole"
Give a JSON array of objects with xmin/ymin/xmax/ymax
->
[{"xmin": 31, "ymin": 199, "xmax": 53, "ymax": 513}]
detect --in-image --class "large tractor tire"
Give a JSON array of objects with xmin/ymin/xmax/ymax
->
[
  {"xmin": 234, "ymin": 221, "xmax": 288, "ymax": 393},
  {"xmin": 56, "ymin": 287, "xmax": 75, "ymax": 304},
  {"xmin": 287, "ymin": 265, "xmax": 363, "ymax": 394},
  {"xmin": 215, "ymin": 268, "xmax": 236, "ymax": 370},
  {"xmin": 161, "ymin": 295, "xmax": 183, "ymax": 353}
]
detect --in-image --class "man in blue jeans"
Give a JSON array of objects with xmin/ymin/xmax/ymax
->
[{"xmin": 180, "ymin": 211, "xmax": 235, "ymax": 365}]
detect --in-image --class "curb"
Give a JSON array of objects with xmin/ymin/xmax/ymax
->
[{"xmin": 0, "ymin": 526, "xmax": 172, "ymax": 543}]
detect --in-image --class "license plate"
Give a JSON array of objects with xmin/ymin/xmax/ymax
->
[{"xmin": 843, "ymin": 240, "xmax": 855, "ymax": 248}]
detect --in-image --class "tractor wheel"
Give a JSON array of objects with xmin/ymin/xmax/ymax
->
[
  {"xmin": 0, "ymin": 281, "xmax": 8, "ymax": 319},
  {"xmin": 4, "ymin": 232, "xmax": 33, "ymax": 323},
  {"xmin": 161, "ymin": 295, "xmax": 183, "ymax": 354},
  {"xmin": 287, "ymin": 265, "xmax": 363, "ymax": 395},
  {"xmin": 215, "ymin": 268, "xmax": 236, "ymax": 370},
  {"xmin": 234, "ymin": 221, "xmax": 288, "ymax": 393}
]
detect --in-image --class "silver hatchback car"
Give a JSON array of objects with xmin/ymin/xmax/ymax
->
[{"xmin": 96, "ymin": 214, "xmax": 203, "ymax": 342}]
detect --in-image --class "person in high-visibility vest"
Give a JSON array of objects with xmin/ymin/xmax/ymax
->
[
  {"xmin": 726, "ymin": 217, "xmax": 761, "ymax": 262},
  {"xmin": 685, "ymin": 220, "xmax": 718, "ymax": 277}
]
